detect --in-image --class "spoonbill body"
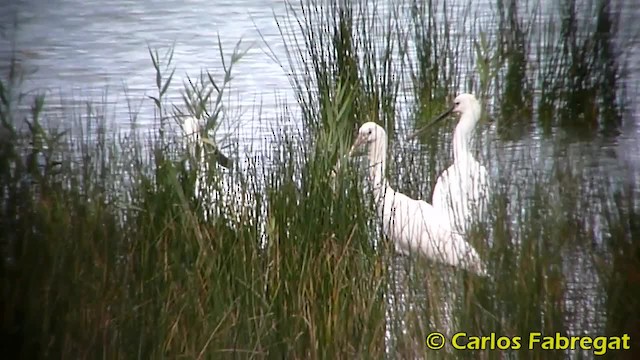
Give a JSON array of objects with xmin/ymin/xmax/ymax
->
[
  {"xmin": 410, "ymin": 94, "xmax": 491, "ymax": 235},
  {"xmin": 351, "ymin": 122, "xmax": 487, "ymax": 276}
]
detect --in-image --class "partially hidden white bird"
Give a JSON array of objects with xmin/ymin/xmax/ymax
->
[
  {"xmin": 350, "ymin": 122, "xmax": 487, "ymax": 276},
  {"xmin": 409, "ymin": 93, "xmax": 491, "ymax": 235},
  {"xmin": 180, "ymin": 116, "xmax": 252, "ymax": 224}
]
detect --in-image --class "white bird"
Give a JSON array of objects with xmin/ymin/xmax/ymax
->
[
  {"xmin": 180, "ymin": 116, "xmax": 252, "ymax": 224},
  {"xmin": 350, "ymin": 122, "xmax": 487, "ymax": 276},
  {"xmin": 409, "ymin": 93, "xmax": 491, "ymax": 235}
]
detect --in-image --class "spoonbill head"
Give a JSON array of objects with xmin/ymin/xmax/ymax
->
[
  {"xmin": 349, "ymin": 121, "xmax": 389, "ymax": 192},
  {"xmin": 408, "ymin": 93, "xmax": 481, "ymax": 140},
  {"xmin": 350, "ymin": 121, "xmax": 387, "ymax": 157},
  {"xmin": 181, "ymin": 116, "xmax": 233, "ymax": 169}
]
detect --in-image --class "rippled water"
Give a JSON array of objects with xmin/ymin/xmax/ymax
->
[
  {"xmin": 0, "ymin": 0, "xmax": 300, "ymax": 144},
  {"xmin": 2, "ymin": 0, "xmax": 637, "ymax": 146}
]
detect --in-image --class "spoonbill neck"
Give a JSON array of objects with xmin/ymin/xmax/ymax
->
[
  {"xmin": 452, "ymin": 108, "xmax": 480, "ymax": 165},
  {"xmin": 367, "ymin": 137, "xmax": 388, "ymax": 197}
]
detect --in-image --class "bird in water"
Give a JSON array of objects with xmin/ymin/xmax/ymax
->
[
  {"xmin": 409, "ymin": 93, "xmax": 491, "ymax": 235},
  {"xmin": 350, "ymin": 122, "xmax": 487, "ymax": 276}
]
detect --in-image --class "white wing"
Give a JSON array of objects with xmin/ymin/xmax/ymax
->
[
  {"xmin": 378, "ymin": 188, "xmax": 487, "ymax": 276},
  {"xmin": 432, "ymin": 159, "xmax": 490, "ymax": 234}
]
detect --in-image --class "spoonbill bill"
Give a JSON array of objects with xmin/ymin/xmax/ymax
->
[
  {"xmin": 350, "ymin": 122, "xmax": 487, "ymax": 276},
  {"xmin": 408, "ymin": 94, "xmax": 491, "ymax": 235}
]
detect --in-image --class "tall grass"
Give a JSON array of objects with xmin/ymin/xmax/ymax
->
[{"xmin": 1, "ymin": 0, "xmax": 638, "ymax": 358}]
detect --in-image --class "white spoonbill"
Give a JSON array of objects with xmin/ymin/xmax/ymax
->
[
  {"xmin": 180, "ymin": 116, "xmax": 252, "ymax": 224},
  {"xmin": 409, "ymin": 94, "xmax": 491, "ymax": 235},
  {"xmin": 350, "ymin": 122, "xmax": 487, "ymax": 276}
]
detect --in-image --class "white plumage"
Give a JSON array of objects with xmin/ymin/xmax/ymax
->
[
  {"xmin": 351, "ymin": 122, "xmax": 487, "ymax": 276},
  {"xmin": 411, "ymin": 93, "xmax": 491, "ymax": 235}
]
